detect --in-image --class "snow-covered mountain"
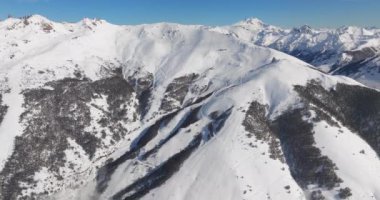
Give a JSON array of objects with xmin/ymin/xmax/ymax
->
[
  {"xmin": 0, "ymin": 15, "xmax": 379, "ymax": 200},
  {"xmin": 218, "ymin": 18, "xmax": 380, "ymax": 89}
]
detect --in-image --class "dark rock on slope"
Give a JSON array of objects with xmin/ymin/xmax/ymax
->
[
  {"xmin": 294, "ymin": 80, "xmax": 380, "ymax": 156},
  {"xmin": 241, "ymin": 80, "xmax": 379, "ymax": 199},
  {"xmin": 0, "ymin": 70, "xmax": 137, "ymax": 200},
  {"xmin": 160, "ymin": 73, "xmax": 199, "ymax": 112},
  {"xmin": 270, "ymin": 108, "xmax": 342, "ymax": 190},
  {"xmin": 0, "ymin": 94, "xmax": 8, "ymax": 125},
  {"xmin": 243, "ymin": 101, "xmax": 284, "ymax": 162}
]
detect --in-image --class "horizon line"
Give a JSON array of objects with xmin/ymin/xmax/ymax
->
[{"xmin": 2, "ymin": 14, "xmax": 379, "ymax": 30}]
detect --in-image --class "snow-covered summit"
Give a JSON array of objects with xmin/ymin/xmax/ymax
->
[
  {"xmin": 236, "ymin": 17, "xmax": 265, "ymax": 27},
  {"xmin": 23, "ymin": 14, "xmax": 51, "ymax": 23},
  {"xmin": 0, "ymin": 14, "xmax": 55, "ymax": 32},
  {"xmin": 291, "ymin": 25, "xmax": 314, "ymax": 34}
]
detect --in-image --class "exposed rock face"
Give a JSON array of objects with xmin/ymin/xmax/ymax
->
[
  {"xmin": 276, "ymin": 46, "xmax": 379, "ymax": 77},
  {"xmin": 126, "ymin": 72, "xmax": 153, "ymax": 97},
  {"xmin": 287, "ymin": 50, "xmax": 337, "ymax": 66},
  {"xmin": 125, "ymin": 71, "xmax": 154, "ymax": 118},
  {"xmin": 242, "ymin": 101, "xmax": 284, "ymax": 162},
  {"xmin": 331, "ymin": 47, "xmax": 380, "ymax": 76},
  {"xmin": 0, "ymin": 94, "xmax": 8, "ymax": 125},
  {"xmin": 160, "ymin": 73, "xmax": 199, "ymax": 112},
  {"xmin": 344, "ymin": 47, "xmax": 379, "ymax": 64},
  {"xmin": 0, "ymin": 69, "xmax": 138, "ymax": 200}
]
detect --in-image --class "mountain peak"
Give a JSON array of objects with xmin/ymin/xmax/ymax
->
[
  {"xmin": 79, "ymin": 17, "xmax": 109, "ymax": 28},
  {"xmin": 233, "ymin": 17, "xmax": 263, "ymax": 26},
  {"xmin": 25, "ymin": 14, "xmax": 51, "ymax": 23},
  {"xmin": 291, "ymin": 24, "xmax": 313, "ymax": 34},
  {"xmin": 238, "ymin": 17, "xmax": 265, "ymax": 27},
  {"xmin": 234, "ymin": 17, "xmax": 267, "ymax": 29},
  {"xmin": 244, "ymin": 17, "xmax": 264, "ymax": 25},
  {"xmin": 0, "ymin": 14, "xmax": 55, "ymax": 32}
]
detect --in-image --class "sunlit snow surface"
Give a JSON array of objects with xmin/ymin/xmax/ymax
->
[{"xmin": 0, "ymin": 15, "xmax": 379, "ymax": 200}]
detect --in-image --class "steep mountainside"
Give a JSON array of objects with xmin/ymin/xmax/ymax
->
[
  {"xmin": 0, "ymin": 15, "xmax": 379, "ymax": 200},
  {"xmin": 217, "ymin": 18, "xmax": 380, "ymax": 89}
]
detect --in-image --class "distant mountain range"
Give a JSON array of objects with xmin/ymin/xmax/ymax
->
[{"xmin": 218, "ymin": 18, "xmax": 380, "ymax": 89}]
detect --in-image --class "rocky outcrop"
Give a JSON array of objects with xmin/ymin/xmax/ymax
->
[
  {"xmin": 160, "ymin": 74, "xmax": 199, "ymax": 112},
  {"xmin": 0, "ymin": 94, "xmax": 8, "ymax": 125},
  {"xmin": 243, "ymin": 101, "xmax": 284, "ymax": 162}
]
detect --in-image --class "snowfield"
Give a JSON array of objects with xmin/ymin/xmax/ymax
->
[{"xmin": 0, "ymin": 15, "xmax": 379, "ymax": 200}]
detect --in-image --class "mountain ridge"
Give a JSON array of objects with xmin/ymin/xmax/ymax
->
[{"xmin": 222, "ymin": 18, "xmax": 380, "ymax": 89}]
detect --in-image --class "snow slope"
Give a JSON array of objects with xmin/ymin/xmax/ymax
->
[{"xmin": 0, "ymin": 15, "xmax": 379, "ymax": 200}]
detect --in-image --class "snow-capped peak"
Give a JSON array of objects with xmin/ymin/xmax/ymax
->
[
  {"xmin": 24, "ymin": 14, "xmax": 52, "ymax": 24},
  {"xmin": 244, "ymin": 17, "xmax": 264, "ymax": 25},
  {"xmin": 291, "ymin": 25, "xmax": 313, "ymax": 34},
  {"xmin": 80, "ymin": 17, "xmax": 107, "ymax": 27},
  {"xmin": 0, "ymin": 14, "xmax": 56, "ymax": 33},
  {"xmin": 235, "ymin": 17, "xmax": 266, "ymax": 28}
]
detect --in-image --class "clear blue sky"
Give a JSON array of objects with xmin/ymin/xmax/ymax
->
[{"xmin": 0, "ymin": 0, "xmax": 379, "ymax": 28}]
